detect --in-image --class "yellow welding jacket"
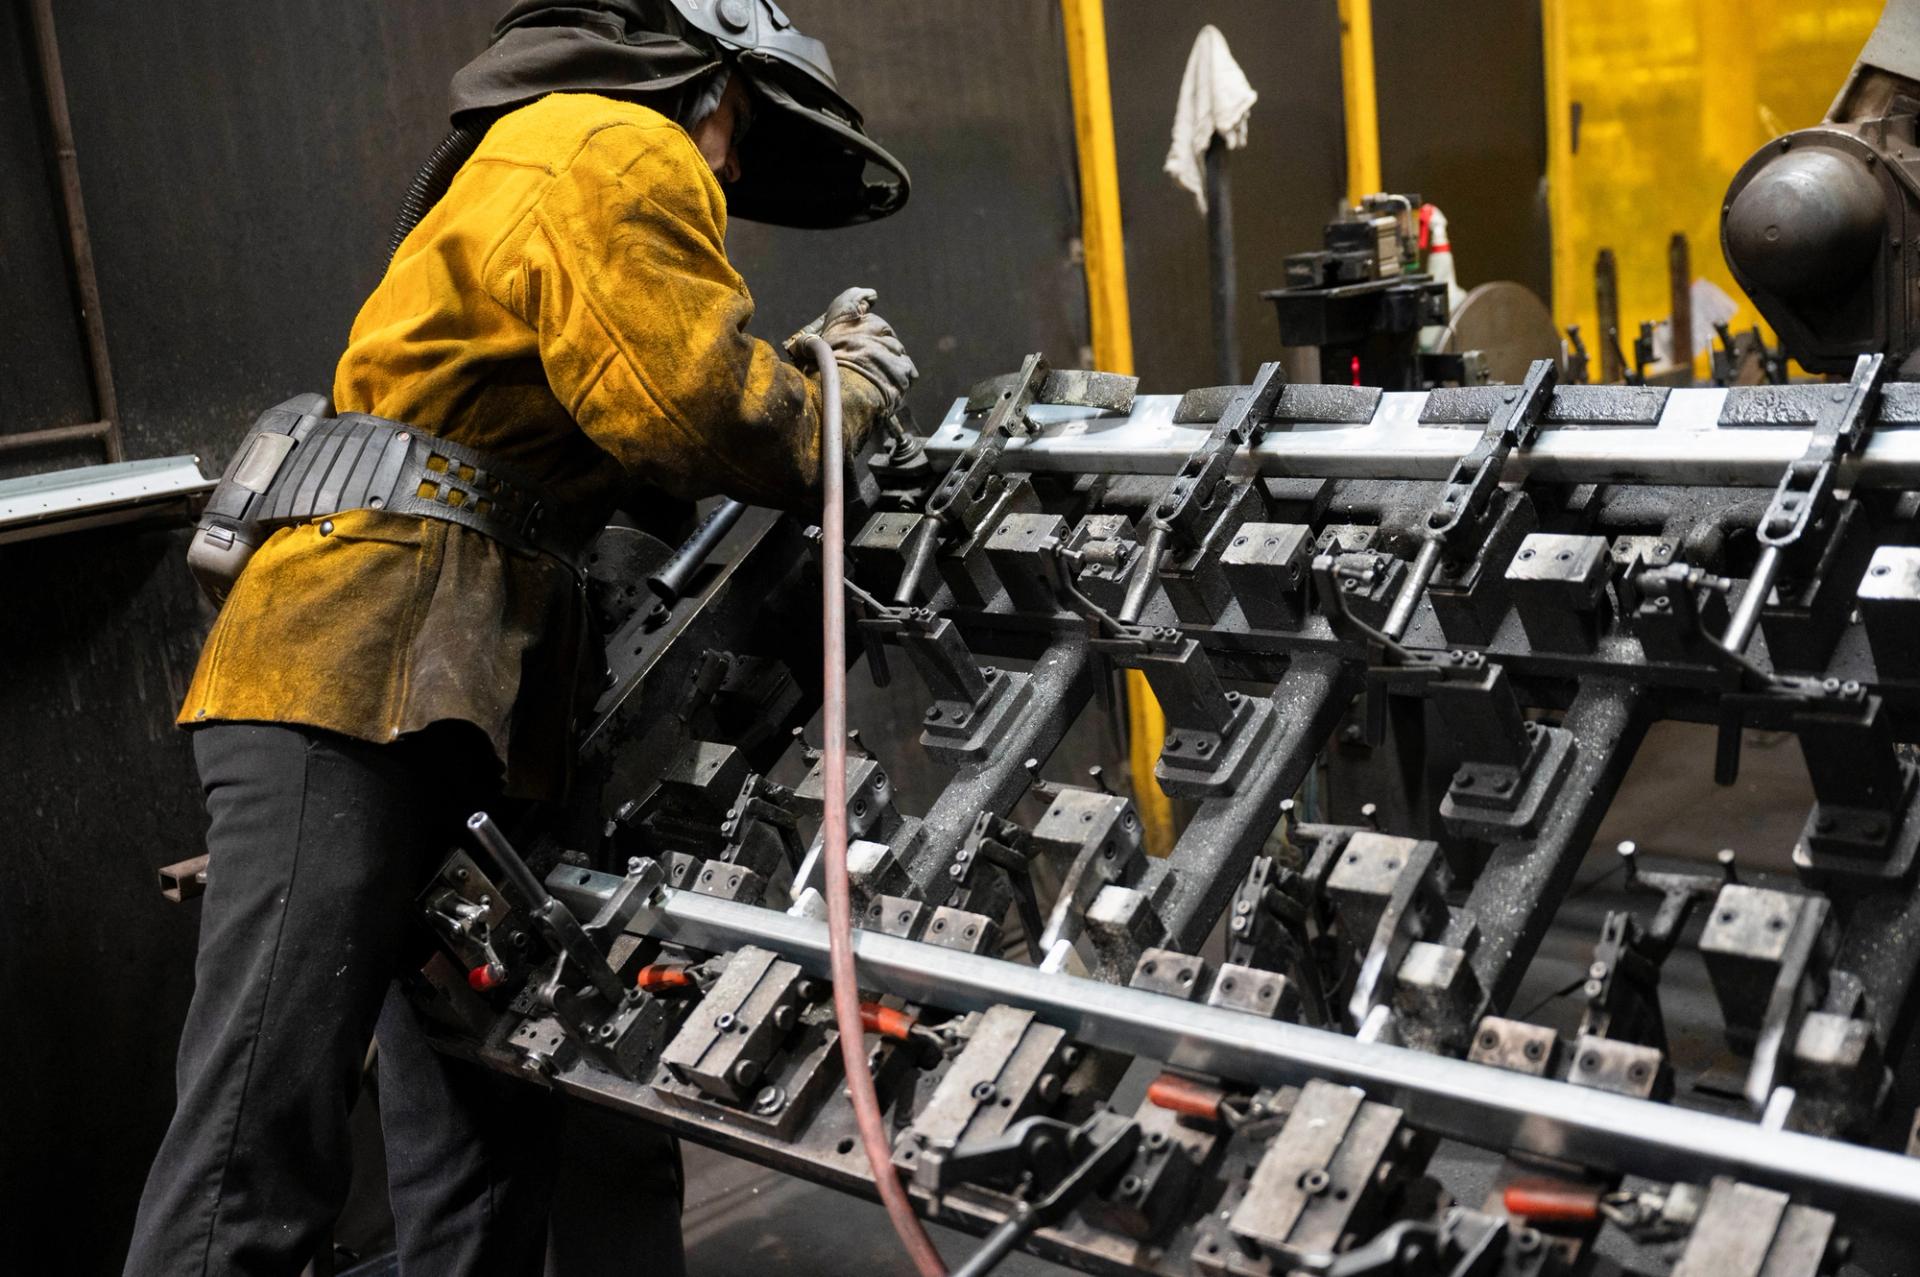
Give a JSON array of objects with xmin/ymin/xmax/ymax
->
[{"xmin": 449, "ymin": 0, "xmax": 910, "ymax": 228}]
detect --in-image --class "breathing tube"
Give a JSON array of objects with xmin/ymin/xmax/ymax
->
[{"xmin": 384, "ymin": 124, "xmax": 486, "ymax": 266}]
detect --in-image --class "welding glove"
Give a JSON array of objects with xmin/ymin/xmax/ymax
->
[{"xmin": 787, "ymin": 286, "xmax": 918, "ymax": 413}]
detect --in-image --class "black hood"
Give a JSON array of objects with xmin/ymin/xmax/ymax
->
[{"xmin": 449, "ymin": 0, "xmax": 909, "ymax": 228}]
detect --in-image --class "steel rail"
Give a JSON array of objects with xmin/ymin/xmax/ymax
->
[
  {"xmin": 549, "ymin": 870, "xmax": 1920, "ymax": 1227},
  {"xmin": 923, "ymin": 390, "xmax": 1920, "ymax": 488}
]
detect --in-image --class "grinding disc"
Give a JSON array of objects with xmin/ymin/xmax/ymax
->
[{"xmin": 1438, "ymin": 281, "xmax": 1564, "ymax": 384}]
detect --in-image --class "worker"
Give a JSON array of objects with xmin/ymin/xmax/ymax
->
[{"xmin": 125, "ymin": 1, "xmax": 914, "ymax": 1272}]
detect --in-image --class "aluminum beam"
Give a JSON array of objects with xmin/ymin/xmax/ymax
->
[
  {"xmin": 551, "ymin": 869, "xmax": 1920, "ymax": 1226},
  {"xmin": 0, "ymin": 456, "xmax": 211, "ymax": 545},
  {"xmin": 925, "ymin": 390, "xmax": 1920, "ymax": 487}
]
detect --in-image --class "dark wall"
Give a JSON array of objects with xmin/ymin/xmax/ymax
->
[
  {"xmin": 3, "ymin": 0, "xmax": 1087, "ymax": 472},
  {"xmin": 1374, "ymin": 0, "xmax": 1552, "ymax": 302},
  {"xmin": 0, "ymin": 524, "xmax": 211, "ymax": 1270},
  {"xmin": 734, "ymin": 2, "xmax": 1091, "ymax": 404},
  {"xmin": 1107, "ymin": 5, "xmax": 1348, "ymax": 392}
]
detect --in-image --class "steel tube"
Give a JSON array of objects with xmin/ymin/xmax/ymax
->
[
  {"xmin": 924, "ymin": 391, "xmax": 1920, "ymax": 489},
  {"xmin": 1205, "ymin": 137, "xmax": 1238, "ymax": 387},
  {"xmin": 1117, "ymin": 524, "xmax": 1167, "ymax": 622},
  {"xmin": 648, "ymin": 499, "xmax": 748, "ymax": 601},
  {"xmin": 548, "ymin": 873, "xmax": 1920, "ymax": 1226},
  {"xmin": 1381, "ymin": 538, "xmax": 1442, "ymax": 642},
  {"xmin": 908, "ymin": 631, "xmax": 1096, "ymax": 894},
  {"xmin": 0, "ymin": 420, "xmax": 113, "ymax": 455},
  {"xmin": 1150, "ymin": 653, "xmax": 1353, "ymax": 950},
  {"xmin": 466, "ymin": 812, "xmax": 550, "ymax": 908},
  {"xmin": 892, "ymin": 516, "xmax": 942, "ymax": 605},
  {"xmin": 1454, "ymin": 681, "xmax": 1648, "ymax": 1008},
  {"xmin": 1721, "ymin": 544, "xmax": 1780, "ymax": 656}
]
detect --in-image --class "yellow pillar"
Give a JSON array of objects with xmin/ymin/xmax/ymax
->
[
  {"xmin": 1060, "ymin": 0, "xmax": 1174, "ymax": 855},
  {"xmin": 1540, "ymin": 0, "xmax": 1577, "ymax": 339},
  {"xmin": 1338, "ymin": 0, "xmax": 1383, "ymax": 204}
]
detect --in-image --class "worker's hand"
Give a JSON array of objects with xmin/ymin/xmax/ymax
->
[{"xmin": 787, "ymin": 287, "xmax": 918, "ymax": 411}]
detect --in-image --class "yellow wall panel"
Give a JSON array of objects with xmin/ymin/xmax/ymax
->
[{"xmin": 1544, "ymin": 0, "xmax": 1879, "ymax": 373}]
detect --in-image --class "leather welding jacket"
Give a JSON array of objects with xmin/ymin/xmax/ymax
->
[{"xmin": 178, "ymin": 92, "xmax": 885, "ymax": 797}]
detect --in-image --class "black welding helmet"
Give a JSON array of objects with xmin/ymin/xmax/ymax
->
[{"xmin": 448, "ymin": 0, "xmax": 909, "ymax": 228}]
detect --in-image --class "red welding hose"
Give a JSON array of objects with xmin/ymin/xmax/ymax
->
[{"xmin": 807, "ymin": 334, "xmax": 949, "ymax": 1277}]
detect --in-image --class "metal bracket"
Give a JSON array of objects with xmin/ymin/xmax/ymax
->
[
  {"xmin": 1120, "ymin": 361, "xmax": 1288, "ymax": 623},
  {"xmin": 1722, "ymin": 352, "xmax": 1885, "ymax": 657}
]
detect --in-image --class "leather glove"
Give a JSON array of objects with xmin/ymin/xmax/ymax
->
[{"xmin": 786, "ymin": 286, "xmax": 918, "ymax": 412}]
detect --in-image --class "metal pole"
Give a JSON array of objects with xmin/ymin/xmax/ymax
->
[
  {"xmin": 1337, "ymin": 0, "xmax": 1382, "ymax": 204},
  {"xmin": 1060, "ymin": 0, "xmax": 1174, "ymax": 859},
  {"xmin": 1669, "ymin": 232, "xmax": 1693, "ymax": 379},
  {"xmin": 0, "ymin": 420, "xmax": 114, "ymax": 457},
  {"xmin": 25, "ymin": 0, "xmax": 122, "ymax": 462},
  {"xmin": 648, "ymin": 499, "xmax": 748, "ymax": 601},
  {"xmin": 1205, "ymin": 136, "xmax": 1239, "ymax": 386},
  {"xmin": 1596, "ymin": 248, "xmax": 1624, "ymax": 385}
]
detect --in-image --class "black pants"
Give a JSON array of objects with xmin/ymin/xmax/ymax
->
[{"xmin": 127, "ymin": 723, "xmax": 565, "ymax": 1275}]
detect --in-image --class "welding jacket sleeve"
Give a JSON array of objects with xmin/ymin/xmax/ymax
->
[{"xmin": 488, "ymin": 118, "xmax": 885, "ymax": 509}]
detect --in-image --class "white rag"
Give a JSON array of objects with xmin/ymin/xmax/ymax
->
[{"xmin": 1164, "ymin": 25, "xmax": 1258, "ymax": 214}]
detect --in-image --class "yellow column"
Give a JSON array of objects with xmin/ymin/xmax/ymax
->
[
  {"xmin": 1060, "ymin": 0, "xmax": 1174, "ymax": 855},
  {"xmin": 1540, "ymin": 0, "xmax": 1577, "ymax": 337},
  {"xmin": 1338, "ymin": 0, "xmax": 1383, "ymax": 204}
]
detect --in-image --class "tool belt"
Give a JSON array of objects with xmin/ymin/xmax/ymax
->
[{"xmin": 188, "ymin": 393, "xmax": 574, "ymax": 603}]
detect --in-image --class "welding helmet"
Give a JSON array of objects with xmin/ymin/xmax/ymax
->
[{"xmin": 448, "ymin": 0, "xmax": 909, "ymax": 228}]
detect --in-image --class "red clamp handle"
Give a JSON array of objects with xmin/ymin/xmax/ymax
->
[
  {"xmin": 636, "ymin": 964, "xmax": 695, "ymax": 993},
  {"xmin": 1503, "ymin": 1182, "xmax": 1602, "ymax": 1222},
  {"xmin": 1147, "ymin": 1072, "xmax": 1226, "ymax": 1122},
  {"xmin": 859, "ymin": 1001, "xmax": 917, "ymax": 1041}
]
